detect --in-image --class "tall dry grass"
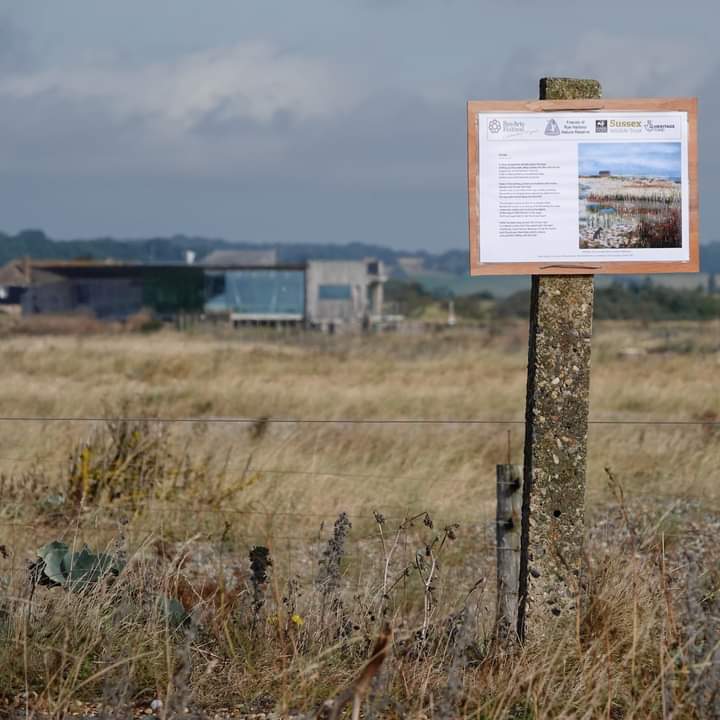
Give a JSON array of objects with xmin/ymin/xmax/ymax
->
[
  {"xmin": 0, "ymin": 320, "xmax": 718, "ymax": 717},
  {"xmin": 0, "ymin": 320, "xmax": 717, "ymax": 523}
]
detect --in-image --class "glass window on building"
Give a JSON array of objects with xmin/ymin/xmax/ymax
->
[
  {"xmin": 75, "ymin": 284, "xmax": 90, "ymax": 304},
  {"xmin": 219, "ymin": 270, "xmax": 305, "ymax": 316},
  {"xmin": 205, "ymin": 272, "xmax": 227, "ymax": 311}
]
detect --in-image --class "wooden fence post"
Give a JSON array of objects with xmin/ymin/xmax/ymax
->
[
  {"xmin": 496, "ymin": 464, "xmax": 523, "ymax": 641},
  {"xmin": 516, "ymin": 77, "xmax": 600, "ymax": 642}
]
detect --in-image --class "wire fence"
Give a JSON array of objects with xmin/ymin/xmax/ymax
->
[
  {"xmin": 0, "ymin": 416, "xmax": 716, "ymax": 490},
  {"xmin": 0, "ymin": 412, "xmax": 717, "ymax": 554},
  {"xmin": 0, "ymin": 414, "xmax": 716, "ymax": 426}
]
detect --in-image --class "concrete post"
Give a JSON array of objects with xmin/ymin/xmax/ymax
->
[
  {"xmin": 371, "ymin": 282, "xmax": 384, "ymax": 317},
  {"xmin": 496, "ymin": 464, "xmax": 523, "ymax": 641},
  {"xmin": 516, "ymin": 78, "xmax": 600, "ymax": 642}
]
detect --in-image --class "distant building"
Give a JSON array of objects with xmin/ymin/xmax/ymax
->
[
  {"xmin": 305, "ymin": 260, "xmax": 386, "ymax": 331},
  {"xmin": 598, "ymin": 170, "xmax": 611, "ymax": 177},
  {"xmin": 0, "ymin": 259, "xmax": 33, "ymax": 312},
  {"xmin": 0, "ymin": 259, "xmax": 75, "ymax": 315},
  {"xmin": 207, "ymin": 259, "xmax": 387, "ymax": 330},
  {"xmin": 3, "ymin": 260, "xmax": 205, "ymax": 320},
  {"xmin": 397, "ymin": 256, "xmax": 425, "ymax": 273},
  {"xmin": 6, "ymin": 256, "xmax": 388, "ymax": 331},
  {"xmin": 205, "ymin": 265, "xmax": 306, "ymax": 325},
  {"xmin": 201, "ymin": 249, "xmax": 278, "ymax": 267}
]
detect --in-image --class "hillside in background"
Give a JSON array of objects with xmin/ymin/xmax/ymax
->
[
  {"xmin": 0, "ymin": 229, "xmax": 435, "ymax": 269},
  {"xmin": 701, "ymin": 241, "xmax": 720, "ymax": 273},
  {"xmin": 0, "ymin": 230, "xmax": 718, "ymax": 299},
  {"xmin": 0, "ymin": 230, "xmax": 235, "ymax": 266}
]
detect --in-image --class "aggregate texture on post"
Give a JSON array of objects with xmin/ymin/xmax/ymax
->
[
  {"xmin": 539, "ymin": 77, "xmax": 601, "ymax": 101},
  {"xmin": 516, "ymin": 77, "xmax": 600, "ymax": 642}
]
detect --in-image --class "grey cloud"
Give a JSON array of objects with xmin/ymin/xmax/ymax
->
[
  {"xmin": 0, "ymin": 70, "xmax": 468, "ymax": 247},
  {"xmin": 0, "ymin": 43, "xmax": 356, "ymax": 134},
  {"xmin": 0, "ymin": 16, "xmax": 31, "ymax": 71},
  {"xmin": 292, "ymin": 90, "xmax": 463, "ymax": 185},
  {"xmin": 494, "ymin": 32, "xmax": 715, "ymax": 99},
  {"xmin": 1, "ymin": 12, "xmax": 717, "ymax": 249},
  {"xmin": 183, "ymin": 87, "xmax": 466, "ymax": 187},
  {"xmin": 0, "ymin": 89, "xmax": 156, "ymax": 176},
  {"xmin": 189, "ymin": 99, "xmax": 298, "ymax": 138},
  {"xmin": 0, "ymin": 52, "xmax": 463, "ymax": 188},
  {"xmin": 692, "ymin": 64, "xmax": 720, "ymax": 238}
]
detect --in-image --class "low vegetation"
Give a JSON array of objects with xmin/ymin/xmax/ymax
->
[
  {"xmin": 495, "ymin": 283, "xmax": 720, "ymax": 322},
  {"xmin": 386, "ymin": 280, "xmax": 720, "ymax": 324},
  {"xmin": 0, "ymin": 321, "xmax": 717, "ymax": 717}
]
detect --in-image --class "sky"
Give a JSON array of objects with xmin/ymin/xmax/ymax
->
[
  {"xmin": 579, "ymin": 143, "xmax": 682, "ymax": 180},
  {"xmin": 0, "ymin": 0, "xmax": 717, "ymax": 251}
]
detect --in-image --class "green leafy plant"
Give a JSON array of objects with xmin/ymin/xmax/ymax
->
[
  {"xmin": 29, "ymin": 541, "xmax": 124, "ymax": 591},
  {"xmin": 158, "ymin": 595, "xmax": 191, "ymax": 629}
]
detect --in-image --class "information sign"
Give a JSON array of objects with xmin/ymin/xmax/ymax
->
[{"xmin": 467, "ymin": 99, "xmax": 698, "ymax": 274}]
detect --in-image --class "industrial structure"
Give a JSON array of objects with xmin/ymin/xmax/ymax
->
[
  {"xmin": 190, "ymin": 258, "xmax": 386, "ymax": 330},
  {"xmin": 0, "ymin": 255, "xmax": 387, "ymax": 331}
]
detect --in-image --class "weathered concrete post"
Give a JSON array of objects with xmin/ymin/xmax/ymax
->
[
  {"xmin": 516, "ymin": 78, "xmax": 600, "ymax": 641},
  {"xmin": 371, "ymin": 282, "xmax": 384, "ymax": 317}
]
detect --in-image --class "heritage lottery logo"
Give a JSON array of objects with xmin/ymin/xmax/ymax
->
[
  {"xmin": 644, "ymin": 119, "xmax": 675, "ymax": 132},
  {"xmin": 488, "ymin": 119, "xmax": 502, "ymax": 134},
  {"xmin": 595, "ymin": 119, "xmax": 608, "ymax": 133}
]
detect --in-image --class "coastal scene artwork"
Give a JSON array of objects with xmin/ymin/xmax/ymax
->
[{"xmin": 579, "ymin": 142, "xmax": 682, "ymax": 250}]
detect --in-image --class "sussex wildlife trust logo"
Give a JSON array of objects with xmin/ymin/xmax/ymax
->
[
  {"xmin": 488, "ymin": 119, "xmax": 502, "ymax": 134},
  {"xmin": 595, "ymin": 119, "xmax": 608, "ymax": 133}
]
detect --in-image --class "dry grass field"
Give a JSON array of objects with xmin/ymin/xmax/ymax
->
[{"xmin": 0, "ymin": 319, "xmax": 718, "ymax": 718}]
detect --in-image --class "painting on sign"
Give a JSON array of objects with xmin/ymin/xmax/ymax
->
[{"xmin": 578, "ymin": 142, "xmax": 682, "ymax": 251}]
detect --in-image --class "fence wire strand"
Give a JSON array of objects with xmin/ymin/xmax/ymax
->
[{"xmin": 0, "ymin": 415, "xmax": 716, "ymax": 426}]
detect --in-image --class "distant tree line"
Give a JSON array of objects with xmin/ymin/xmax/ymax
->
[
  {"xmin": 1, "ymin": 228, "xmax": 719, "ymax": 280},
  {"xmin": 0, "ymin": 229, "xmax": 469, "ymax": 273},
  {"xmin": 496, "ymin": 283, "xmax": 720, "ymax": 322},
  {"xmin": 387, "ymin": 279, "xmax": 720, "ymax": 322}
]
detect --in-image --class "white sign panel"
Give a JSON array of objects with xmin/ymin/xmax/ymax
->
[{"xmin": 476, "ymin": 111, "xmax": 690, "ymax": 265}]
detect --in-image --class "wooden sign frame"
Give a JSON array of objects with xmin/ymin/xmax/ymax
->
[{"xmin": 467, "ymin": 97, "xmax": 698, "ymax": 275}]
